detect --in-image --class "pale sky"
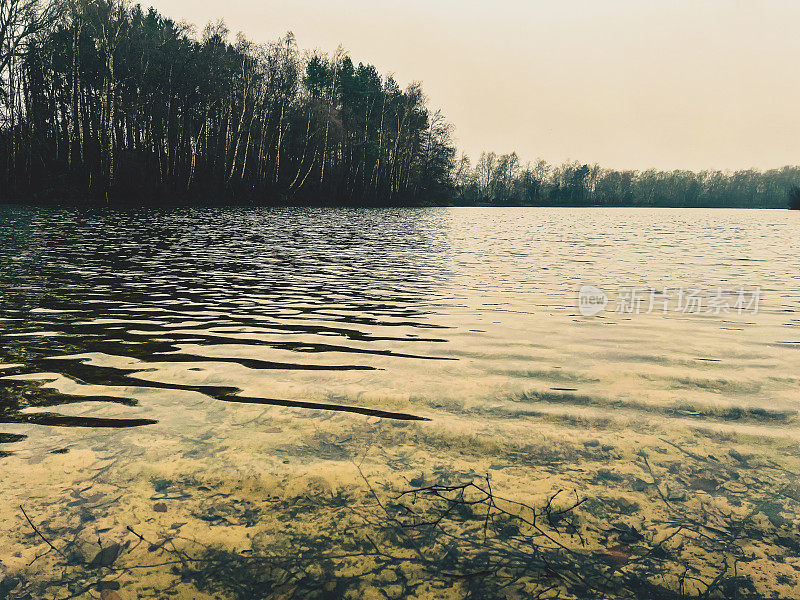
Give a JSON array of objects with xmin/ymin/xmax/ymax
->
[{"xmin": 147, "ymin": 0, "xmax": 800, "ymax": 172}]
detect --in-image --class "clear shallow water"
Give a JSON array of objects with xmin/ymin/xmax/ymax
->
[{"xmin": 1, "ymin": 206, "xmax": 800, "ymax": 599}]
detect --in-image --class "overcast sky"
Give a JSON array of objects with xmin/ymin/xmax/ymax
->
[{"xmin": 146, "ymin": 0, "xmax": 800, "ymax": 172}]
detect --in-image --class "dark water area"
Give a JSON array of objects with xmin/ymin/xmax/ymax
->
[{"xmin": 0, "ymin": 206, "xmax": 456, "ymax": 438}]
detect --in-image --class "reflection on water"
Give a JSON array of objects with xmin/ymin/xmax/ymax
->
[
  {"xmin": 1, "ymin": 206, "xmax": 800, "ymax": 599},
  {"xmin": 0, "ymin": 207, "xmax": 460, "ymax": 431}
]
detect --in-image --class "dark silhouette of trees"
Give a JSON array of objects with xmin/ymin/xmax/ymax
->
[
  {"xmin": 789, "ymin": 186, "xmax": 800, "ymax": 210},
  {"xmin": 0, "ymin": 0, "xmax": 456, "ymax": 204},
  {"xmin": 454, "ymin": 154, "xmax": 800, "ymax": 209}
]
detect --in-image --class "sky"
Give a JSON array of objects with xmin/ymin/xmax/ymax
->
[{"xmin": 146, "ymin": 0, "xmax": 800, "ymax": 172}]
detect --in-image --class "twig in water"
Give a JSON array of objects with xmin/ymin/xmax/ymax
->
[{"xmin": 20, "ymin": 505, "xmax": 67, "ymax": 560}]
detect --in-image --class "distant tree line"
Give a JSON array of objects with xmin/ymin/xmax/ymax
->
[
  {"xmin": 790, "ymin": 187, "xmax": 800, "ymax": 210},
  {"xmin": 1, "ymin": 0, "xmax": 798, "ymax": 207},
  {"xmin": 454, "ymin": 152, "xmax": 800, "ymax": 209}
]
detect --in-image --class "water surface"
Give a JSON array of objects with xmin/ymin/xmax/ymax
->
[{"xmin": 1, "ymin": 207, "xmax": 799, "ymax": 599}]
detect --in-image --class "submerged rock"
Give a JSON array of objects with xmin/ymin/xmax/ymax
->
[
  {"xmin": 599, "ymin": 544, "xmax": 632, "ymax": 567},
  {"xmin": 89, "ymin": 543, "xmax": 122, "ymax": 568}
]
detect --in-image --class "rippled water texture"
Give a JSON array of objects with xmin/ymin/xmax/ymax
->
[{"xmin": 1, "ymin": 206, "xmax": 799, "ymax": 599}]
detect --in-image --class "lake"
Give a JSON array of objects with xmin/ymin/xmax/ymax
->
[{"xmin": 1, "ymin": 206, "xmax": 799, "ymax": 599}]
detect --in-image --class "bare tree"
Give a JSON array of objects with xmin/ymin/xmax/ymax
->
[{"xmin": 0, "ymin": 0, "xmax": 60, "ymax": 78}]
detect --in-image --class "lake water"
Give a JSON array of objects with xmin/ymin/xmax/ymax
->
[{"xmin": 1, "ymin": 206, "xmax": 799, "ymax": 599}]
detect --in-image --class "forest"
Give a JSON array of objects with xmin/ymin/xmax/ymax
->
[
  {"xmin": 1, "ymin": 0, "xmax": 798, "ymax": 208},
  {"xmin": 455, "ymin": 154, "xmax": 800, "ymax": 208}
]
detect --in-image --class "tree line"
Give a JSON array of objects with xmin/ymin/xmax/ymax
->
[
  {"xmin": 454, "ymin": 152, "xmax": 800, "ymax": 209},
  {"xmin": 1, "ymin": 0, "xmax": 798, "ymax": 207},
  {"xmin": 1, "ymin": 0, "xmax": 456, "ymax": 204}
]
